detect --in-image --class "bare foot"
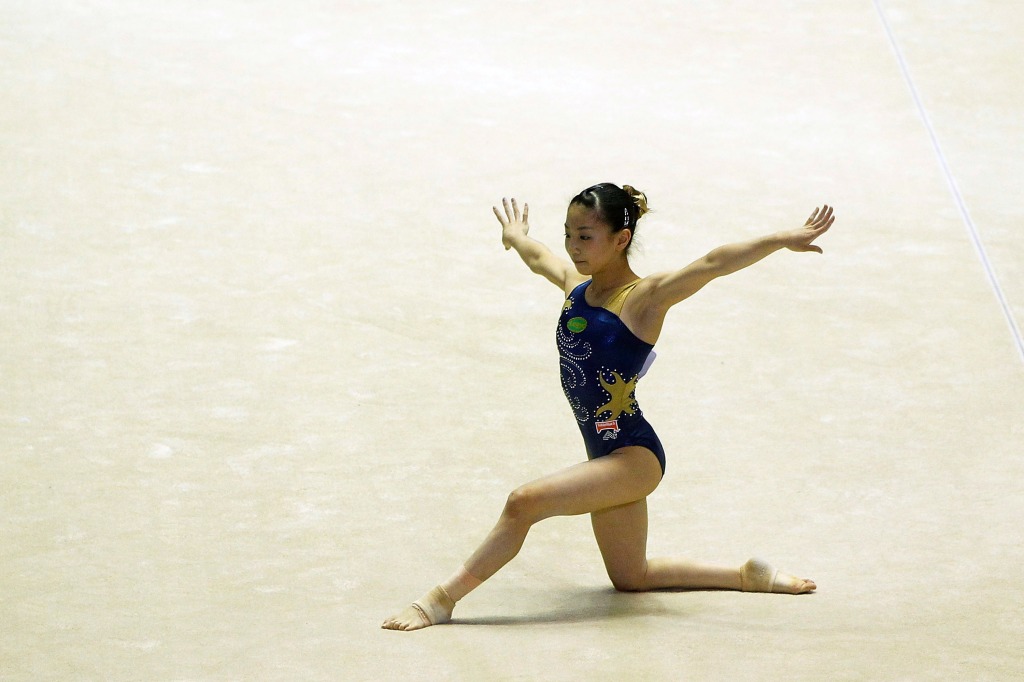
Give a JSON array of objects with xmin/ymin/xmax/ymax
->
[
  {"xmin": 381, "ymin": 586, "xmax": 455, "ymax": 631},
  {"xmin": 740, "ymin": 558, "xmax": 816, "ymax": 594}
]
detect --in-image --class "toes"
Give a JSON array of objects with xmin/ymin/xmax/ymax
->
[
  {"xmin": 381, "ymin": 616, "xmax": 406, "ymax": 630},
  {"xmin": 789, "ymin": 578, "xmax": 815, "ymax": 594},
  {"xmin": 382, "ymin": 605, "xmax": 433, "ymax": 631}
]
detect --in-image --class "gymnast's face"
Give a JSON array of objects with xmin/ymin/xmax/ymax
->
[{"xmin": 564, "ymin": 203, "xmax": 630, "ymax": 275}]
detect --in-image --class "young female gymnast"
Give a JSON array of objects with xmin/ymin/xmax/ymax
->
[{"xmin": 382, "ymin": 183, "xmax": 833, "ymax": 631}]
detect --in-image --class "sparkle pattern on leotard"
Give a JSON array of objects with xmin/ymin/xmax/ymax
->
[{"xmin": 557, "ymin": 295, "xmax": 592, "ymax": 424}]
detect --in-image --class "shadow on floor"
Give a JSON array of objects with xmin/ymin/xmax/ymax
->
[{"xmin": 451, "ymin": 586, "xmax": 698, "ymax": 627}]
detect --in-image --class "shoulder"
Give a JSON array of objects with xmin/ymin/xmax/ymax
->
[
  {"xmin": 619, "ymin": 275, "xmax": 669, "ymax": 344},
  {"xmin": 631, "ymin": 262, "xmax": 717, "ymax": 312},
  {"xmin": 627, "ymin": 274, "xmax": 667, "ymax": 309},
  {"xmin": 563, "ymin": 275, "xmax": 589, "ymax": 298}
]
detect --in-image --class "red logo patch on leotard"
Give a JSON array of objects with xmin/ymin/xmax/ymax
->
[{"xmin": 595, "ymin": 420, "xmax": 620, "ymax": 440}]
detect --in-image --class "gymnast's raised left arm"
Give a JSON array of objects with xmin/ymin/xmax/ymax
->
[{"xmin": 641, "ymin": 205, "xmax": 835, "ymax": 313}]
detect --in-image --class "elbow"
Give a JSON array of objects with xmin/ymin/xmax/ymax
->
[{"xmin": 698, "ymin": 254, "xmax": 725, "ymax": 279}]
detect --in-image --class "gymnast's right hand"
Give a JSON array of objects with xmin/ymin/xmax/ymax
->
[{"xmin": 492, "ymin": 197, "xmax": 530, "ymax": 251}]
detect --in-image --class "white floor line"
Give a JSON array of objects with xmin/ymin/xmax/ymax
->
[{"xmin": 873, "ymin": 0, "xmax": 1024, "ymax": 365}]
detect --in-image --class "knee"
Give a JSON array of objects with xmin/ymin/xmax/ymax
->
[
  {"xmin": 608, "ymin": 563, "xmax": 650, "ymax": 592},
  {"xmin": 610, "ymin": 574, "xmax": 647, "ymax": 592},
  {"xmin": 502, "ymin": 486, "xmax": 542, "ymax": 525}
]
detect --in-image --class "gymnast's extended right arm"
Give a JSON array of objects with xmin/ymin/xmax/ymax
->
[{"xmin": 492, "ymin": 197, "xmax": 581, "ymax": 294}]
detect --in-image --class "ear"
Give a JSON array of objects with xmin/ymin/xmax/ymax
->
[{"xmin": 615, "ymin": 229, "xmax": 632, "ymax": 252}]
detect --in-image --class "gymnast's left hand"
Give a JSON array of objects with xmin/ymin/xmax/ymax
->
[{"xmin": 779, "ymin": 204, "xmax": 835, "ymax": 254}]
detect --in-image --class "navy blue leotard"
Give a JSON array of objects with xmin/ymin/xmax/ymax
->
[{"xmin": 557, "ymin": 279, "xmax": 666, "ymax": 474}]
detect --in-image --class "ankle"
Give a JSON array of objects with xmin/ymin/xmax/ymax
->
[
  {"xmin": 440, "ymin": 565, "xmax": 484, "ymax": 603},
  {"xmin": 414, "ymin": 585, "xmax": 456, "ymax": 625}
]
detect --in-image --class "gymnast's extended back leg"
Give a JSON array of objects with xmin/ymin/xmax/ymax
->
[{"xmin": 590, "ymin": 494, "xmax": 816, "ymax": 594}]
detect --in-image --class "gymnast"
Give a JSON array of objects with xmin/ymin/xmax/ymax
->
[{"xmin": 383, "ymin": 183, "xmax": 833, "ymax": 631}]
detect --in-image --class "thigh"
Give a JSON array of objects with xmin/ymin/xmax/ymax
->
[
  {"xmin": 516, "ymin": 446, "xmax": 662, "ymax": 521},
  {"xmin": 590, "ymin": 497, "xmax": 649, "ymax": 585}
]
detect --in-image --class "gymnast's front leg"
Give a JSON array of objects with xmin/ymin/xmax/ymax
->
[{"xmin": 381, "ymin": 448, "xmax": 661, "ymax": 631}]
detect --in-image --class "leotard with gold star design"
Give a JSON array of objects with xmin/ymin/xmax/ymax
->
[{"xmin": 557, "ymin": 279, "xmax": 666, "ymax": 474}]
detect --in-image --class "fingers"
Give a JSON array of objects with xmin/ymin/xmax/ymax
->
[
  {"xmin": 805, "ymin": 205, "xmax": 835, "ymax": 239},
  {"xmin": 814, "ymin": 206, "xmax": 835, "ymax": 235},
  {"xmin": 493, "ymin": 197, "xmax": 514, "ymax": 225},
  {"xmin": 493, "ymin": 197, "xmax": 527, "ymax": 225},
  {"xmin": 806, "ymin": 204, "xmax": 835, "ymax": 228}
]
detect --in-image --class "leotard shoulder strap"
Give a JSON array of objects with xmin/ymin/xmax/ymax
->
[{"xmin": 600, "ymin": 279, "xmax": 642, "ymax": 317}]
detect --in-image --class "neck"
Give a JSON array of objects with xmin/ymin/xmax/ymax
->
[{"xmin": 589, "ymin": 260, "xmax": 637, "ymax": 293}]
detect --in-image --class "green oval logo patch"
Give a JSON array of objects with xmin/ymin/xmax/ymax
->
[{"xmin": 567, "ymin": 317, "xmax": 588, "ymax": 333}]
